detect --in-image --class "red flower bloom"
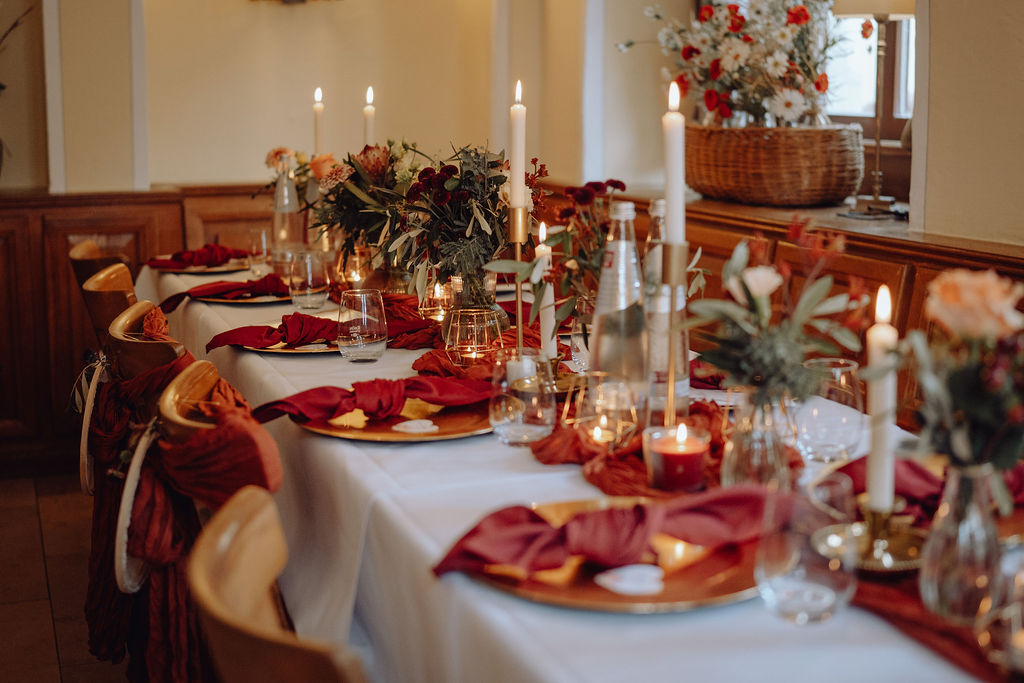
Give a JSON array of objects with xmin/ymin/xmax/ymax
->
[
  {"xmin": 728, "ymin": 14, "xmax": 745, "ymax": 32},
  {"xmin": 698, "ymin": 5, "xmax": 714, "ymax": 22},
  {"xmin": 606, "ymin": 179, "xmax": 626, "ymax": 192},
  {"xmin": 418, "ymin": 167, "xmax": 436, "ymax": 181},
  {"xmin": 814, "ymin": 73, "xmax": 829, "ymax": 93},
  {"xmin": 718, "ymin": 101, "xmax": 733, "ymax": 118},
  {"xmin": 585, "ymin": 181, "xmax": 607, "ymax": 194},
  {"xmin": 681, "ymin": 45, "xmax": 701, "ymax": 61},
  {"xmin": 439, "ymin": 164, "xmax": 459, "ymax": 179},
  {"xmin": 704, "ymin": 89, "xmax": 721, "ymax": 112},
  {"xmin": 786, "ymin": 5, "xmax": 811, "ymax": 25},
  {"xmin": 674, "ymin": 73, "xmax": 691, "ymax": 97},
  {"xmin": 452, "ymin": 190, "xmax": 470, "ymax": 203},
  {"xmin": 432, "ymin": 188, "xmax": 451, "ymax": 205},
  {"xmin": 574, "ymin": 186, "xmax": 597, "ymax": 206},
  {"xmin": 558, "ymin": 207, "xmax": 576, "ymax": 220},
  {"xmin": 726, "ymin": 3, "xmax": 740, "ymax": 15},
  {"xmin": 742, "ymin": 34, "xmax": 753, "ymax": 43},
  {"xmin": 406, "ymin": 182, "xmax": 425, "ymax": 203},
  {"xmin": 861, "ymin": 19, "xmax": 874, "ymax": 39},
  {"xmin": 709, "ymin": 58, "xmax": 722, "ymax": 80}
]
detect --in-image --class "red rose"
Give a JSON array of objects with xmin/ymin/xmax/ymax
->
[
  {"xmin": 704, "ymin": 89, "xmax": 720, "ymax": 111},
  {"xmin": 674, "ymin": 73, "xmax": 691, "ymax": 97},
  {"xmin": 709, "ymin": 58, "xmax": 722, "ymax": 80},
  {"xmin": 786, "ymin": 5, "xmax": 811, "ymax": 25},
  {"xmin": 681, "ymin": 45, "xmax": 701, "ymax": 61},
  {"xmin": 698, "ymin": 5, "xmax": 714, "ymax": 22},
  {"xmin": 728, "ymin": 14, "xmax": 745, "ymax": 32},
  {"xmin": 718, "ymin": 101, "xmax": 733, "ymax": 118},
  {"xmin": 726, "ymin": 4, "xmax": 740, "ymax": 15},
  {"xmin": 814, "ymin": 73, "xmax": 829, "ymax": 93}
]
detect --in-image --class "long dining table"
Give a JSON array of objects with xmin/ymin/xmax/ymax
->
[{"xmin": 135, "ymin": 266, "xmax": 975, "ymax": 683}]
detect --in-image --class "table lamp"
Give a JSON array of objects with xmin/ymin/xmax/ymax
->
[{"xmin": 832, "ymin": 0, "xmax": 915, "ymax": 213}]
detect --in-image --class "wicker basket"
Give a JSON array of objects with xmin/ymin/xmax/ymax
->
[{"xmin": 685, "ymin": 123, "xmax": 864, "ymax": 207}]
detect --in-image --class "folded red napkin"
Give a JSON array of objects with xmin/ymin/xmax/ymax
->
[
  {"xmin": 383, "ymin": 293, "xmax": 422, "ymax": 321},
  {"xmin": 433, "ymin": 484, "xmax": 767, "ymax": 577},
  {"xmin": 690, "ymin": 358, "xmax": 724, "ymax": 390},
  {"xmin": 159, "ymin": 274, "xmax": 289, "ymax": 313},
  {"xmin": 205, "ymin": 312, "xmax": 338, "ymax": 352},
  {"xmin": 252, "ymin": 376, "xmax": 492, "ymax": 424},
  {"xmin": 147, "ymin": 243, "xmax": 248, "ymax": 270},
  {"xmin": 387, "ymin": 318, "xmax": 442, "ymax": 350}
]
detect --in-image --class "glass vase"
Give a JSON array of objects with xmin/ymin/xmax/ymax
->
[
  {"xmin": 918, "ymin": 464, "xmax": 1002, "ymax": 626},
  {"xmin": 441, "ymin": 271, "xmax": 509, "ymax": 344},
  {"xmin": 720, "ymin": 390, "xmax": 791, "ymax": 490}
]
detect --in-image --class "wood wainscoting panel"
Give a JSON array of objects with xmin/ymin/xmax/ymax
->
[
  {"xmin": 0, "ymin": 213, "xmax": 41, "ymax": 441},
  {"xmin": 183, "ymin": 190, "xmax": 274, "ymax": 250},
  {"xmin": 686, "ymin": 220, "xmax": 777, "ymax": 302}
]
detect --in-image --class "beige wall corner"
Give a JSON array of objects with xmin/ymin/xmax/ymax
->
[{"xmin": 923, "ymin": 0, "xmax": 1024, "ymax": 245}]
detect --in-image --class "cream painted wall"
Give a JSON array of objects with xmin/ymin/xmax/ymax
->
[
  {"xmin": 61, "ymin": 0, "xmax": 134, "ymax": 191},
  {"xmin": 0, "ymin": 3, "xmax": 48, "ymax": 190},
  {"xmin": 922, "ymin": 0, "xmax": 1024, "ymax": 245},
  {"xmin": 145, "ymin": 0, "xmax": 495, "ymax": 185}
]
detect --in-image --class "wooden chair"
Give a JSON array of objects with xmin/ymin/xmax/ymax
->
[
  {"xmin": 107, "ymin": 300, "xmax": 183, "ymax": 380},
  {"xmin": 188, "ymin": 486, "xmax": 366, "ymax": 683},
  {"xmin": 69, "ymin": 239, "xmax": 129, "ymax": 288},
  {"xmin": 158, "ymin": 360, "xmax": 221, "ymax": 443},
  {"xmin": 82, "ymin": 263, "xmax": 138, "ymax": 348}
]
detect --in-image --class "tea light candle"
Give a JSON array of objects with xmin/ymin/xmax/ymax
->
[
  {"xmin": 867, "ymin": 284, "xmax": 898, "ymax": 512},
  {"xmin": 363, "ymin": 86, "xmax": 376, "ymax": 147},
  {"xmin": 644, "ymin": 424, "xmax": 709, "ymax": 491},
  {"xmin": 536, "ymin": 222, "xmax": 557, "ymax": 360},
  {"xmin": 590, "ymin": 414, "xmax": 616, "ymax": 445},
  {"xmin": 662, "ymin": 81, "xmax": 685, "ymax": 244},
  {"xmin": 509, "ymin": 80, "xmax": 527, "ymax": 208},
  {"xmin": 313, "ymin": 87, "xmax": 324, "ymax": 154}
]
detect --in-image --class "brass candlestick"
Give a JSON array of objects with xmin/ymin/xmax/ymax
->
[
  {"xmin": 855, "ymin": 494, "xmax": 926, "ymax": 572},
  {"xmin": 661, "ymin": 242, "xmax": 689, "ymax": 427},
  {"xmin": 509, "ymin": 206, "xmax": 528, "ymax": 354}
]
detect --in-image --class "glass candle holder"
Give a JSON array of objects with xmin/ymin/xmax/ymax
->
[
  {"xmin": 418, "ymin": 281, "xmax": 452, "ymax": 322},
  {"xmin": 642, "ymin": 424, "xmax": 710, "ymax": 492}
]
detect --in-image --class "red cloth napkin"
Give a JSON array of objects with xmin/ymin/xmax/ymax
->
[
  {"xmin": 837, "ymin": 456, "xmax": 944, "ymax": 526},
  {"xmin": 690, "ymin": 358, "xmax": 724, "ymax": 390},
  {"xmin": 147, "ymin": 244, "xmax": 248, "ymax": 270},
  {"xmin": 383, "ymin": 293, "xmax": 421, "ymax": 321},
  {"xmin": 159, "ymin": 274, "xmax": 289, "ymax": 313},
  {"xmin": 387, "ymin": 318, "xmax": 442, "ymax": 350},
  {"xmin": 433, "ymin": 484, "xmax": 767, "ymax": 577},
  {"xmin": 205, "ymin": 312, "xmax": 338, "ymax": 352},
  {"xmin": 252, "ymin": 376, "xmax": 492, "ymax": 424}
]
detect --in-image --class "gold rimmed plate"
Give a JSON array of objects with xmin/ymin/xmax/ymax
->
[
  {"xmin": 296, "ymin": 402, "xmax": 492, "ymax": 442},
  {"xmin": 474, "ymin": 497, "xmax": 759, "ymax": 614},
  {"xmin": 242, "ymin": 342, "xmax": 338, "ymax": 354},
  {"xmin": 151, "ymin": 258, "xmax": 251, "ymax": 274},
  {"xmin": 194, "ymin": 294, "xmax": 291, "ymax": 304}
]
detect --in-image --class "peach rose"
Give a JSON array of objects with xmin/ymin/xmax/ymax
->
[
  {"xmin": 925, "ymin": 269, "xmax": 1024, "ymax": 340},
  {"xmin": 309, "ymin": 153, "xmax": 339, "ymax": 180}
]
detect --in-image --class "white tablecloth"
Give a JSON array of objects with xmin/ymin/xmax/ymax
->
[{"xmin": 136, "ymin": 267, "xmax": 974, "ymax": 683}]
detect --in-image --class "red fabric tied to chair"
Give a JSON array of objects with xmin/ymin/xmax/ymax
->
[
  {"xmin": 147, "ymin": 244, "xmax": 248, "ymax": 270},
  {"xmin": 159, "ymin": 274, "xmax": 289, "ymax": 313}
]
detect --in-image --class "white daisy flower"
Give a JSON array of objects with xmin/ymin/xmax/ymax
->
[
  {"xmin": 720, "ymin": 38, "xmax": 751, "ymax": 73},
  {"xmin": 766, "ymin": 88, "xmax": 808, "ymax": 123},
  {"xmin": 660, "ymin": 66, "xmax": 674, "ymax": 81},
  {"xmin": 775, "ymin": 24, "xmax": 798, "ymax": 45},
  {"xmin": 764, "ymin": 50, "xmax": 789, "ymax": 78},
  {"xmin": 658, "ymin": 27, "xmax": 681, "ymax": 51}
]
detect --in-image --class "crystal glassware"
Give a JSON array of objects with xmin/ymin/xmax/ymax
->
[
  {"xmin": 489, "ymin": 347, "xmax": 557, "ymax": 446},
  {"xmin": 337, "ymin": 289, "xmax": 388, "ymax": 362},
  {"xmin": 248, "ymin": 226, "xmax": 272, "ymax": 277},
  {"xmin": 446, "ymin": 308, "xmax": 504, "ymax": 365},
  {"xmin": 570, "ymin": 371, "xmax": 639, "ymax": 451},
  {"xmin": 288, "ymin": 250, "xmax": 330, "ymax": 310},
  {"xmin": 796, "ymin": 358, "xmax": 866, "ymax": 462}
]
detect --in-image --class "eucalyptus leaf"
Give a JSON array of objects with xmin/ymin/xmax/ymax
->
[{"xmin": 791, "ymin": 275, "xmax": 833, "ymax": 326}]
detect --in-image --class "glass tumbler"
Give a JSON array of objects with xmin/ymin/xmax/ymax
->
[
  {"xmin": 446, "ymin": 308, "xmax": 504, "ymax": 365},
  {"xmin": 796, "ymin": 358, "xmax": 865, "ymax": 462},
  {"xmin": 755, "ymin": 471, "xmax": 858, "ymax": 624},
  {"xmin": 249, "ymin": 227, "xmax": 272, "ymax": 277},
  {"xmin": 489, "ymin": 348, "xmax": 557, "ymax": 445},
  {"xmin": 337, "ymin": 289, "xmax": 388, "ymax": 362},
  {"xmin": 289, "ymin": 250, "xmax": 330, "ymax": 310}
]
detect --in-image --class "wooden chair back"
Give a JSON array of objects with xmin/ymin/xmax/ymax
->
[
  {"xmin": 188, "ymin": 486, "xmax": 365, "ymax": 683},
  {"xmin": 158, "ymin": 360, "xmax": 220, "ymax": 442},
  {"xmin": 82, "ymin": 263, "xmax": 138, "ymax": 347},
  {"xmin": 69, "ymin": 239, "xmax": 128, "ymax": 288},
  {"xmin": 107, "ymin": 300, "xmax": 182, "ymax": 380}
]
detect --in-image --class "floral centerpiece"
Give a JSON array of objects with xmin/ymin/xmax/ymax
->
[
  {"xmin": 904, "ymin": 268, "xmax": 1024, "ymax": 624},
  {"xmin": 686, "ymin": 218, "xmax": 867, "ymax": 486}
]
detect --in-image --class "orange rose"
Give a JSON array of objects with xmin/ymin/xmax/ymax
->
[
  {"xmin": 309, "ymin": 153, "xmax": 339, "ymax": 180},
  {"xmin": 925, "ymin": 269, "xmax": 1024, "ymax": 340}
]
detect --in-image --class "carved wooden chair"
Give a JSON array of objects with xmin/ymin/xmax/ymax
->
[
  {"xmin": 81, "ymin": 263, "xmax": 138, "ymax": 349},
  {"xmin": 188, "ymin": 485, "xmax": 366, "ymax": 683},
  {"xmin": 107, "ymin": 300, "xmax": 183, "ymax": 381},
  {"xmin": 157, "ymin": 359, "xmax": 221, "ymax": 443},
  {"xmin": 69, "ymin": 239, "xmax": 129, "ymax": 289}
]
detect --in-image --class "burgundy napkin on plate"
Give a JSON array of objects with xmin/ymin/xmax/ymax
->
[
  {"xmin": 147, "ymin": 243, "xmax": 248, "ymax": 270},
  {"xmin": 252, "ymin": 376, "xmax": 492, "ymax": 424},
  {"xmin": 387, "ymin": 318, "xmax": 442, "ymax": 350},
  {"xmin": 206, "ymin": 312, "xmax": 339, "ymax": 352},
  {"xmin": 383, "ymin": 293, "xmax": 422, "ymax": 321},
  {"xmin": 159, "ymin": 274, "xmax": 289, "ymax": 313},
  {"xmin": 690, "ymin": 358, "xmax": 725, "ymax": 390},
  {"xmin": 433, "ymin": 484, "xmax": 767, "ymax": 577}
]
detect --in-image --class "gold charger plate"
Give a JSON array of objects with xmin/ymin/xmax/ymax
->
[
  {"xmin": 195, "ymin": 294, "xmax": 291, "ymax": 304},
  {"xmin": 152, "ymin": 258, "xmax": 250, "ymax": 274},
  {"xmin": 297, "ymin": 402, "xmax": 492, "ymax": 442},
  {"xmin": 242, "ymin": 342, "xmax": 338, "ymax": 354},
  {"xmin": 475, "ymin": 497, "xmax": 759, "ymax": 614}
]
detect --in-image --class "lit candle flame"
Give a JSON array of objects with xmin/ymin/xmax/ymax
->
[
  {"xmin": 314, "ymin": 87, "xmax": 323, "ymax": 104},
  {"xmin": 515, "ymin": 80, "xmax": 522, "ymax": 105},
  {"xmin": 875, "ymin": 284, "xmax": 892, "ymax": 325},
  {"xmin": 592, "ymin": 414, "xmax": 609, "ymax": 442},
  {"xmin": 668, "ymin": 81, "xmax": 680, "ymax": 112},
  {"xmin": 675, "ymin": 423, "xmax": 688, "ymax": 444},
  {"xmin": 366, "ymin": 86, "xmax": 374, "ymax": 105},
  {"xmin": 538, "ymin": 221, "xmax": 547, "ymax": 243},
  {"xmin": 433, "ymin": 282, "xmax": 441, "ymax": 298}
]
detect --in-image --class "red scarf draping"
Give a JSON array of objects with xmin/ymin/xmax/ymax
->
[
  {"xmin": 147, "ymin": 244, "xmax": 248, "ymax": 270},
  {"xmin": 159, "ymin": 274, "xmax": 289, "ymax": 313}
]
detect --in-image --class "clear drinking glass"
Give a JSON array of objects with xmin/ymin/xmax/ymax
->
[
  {"xmin": 337, "ymin": 289, "xmax": 388, "ymax": 362},
  {"xmin": 489, "ymin": 348, "xmax": 557, "ymax": 445},
  {"xmin": 755, "ymin": 471, "xmax": 858, "ymax": 624},
  {"xmin": 249, "ymin": 227, "xmax": 272, "ymax": 277},
  {"xmin": 446, "ymin": 308, "xmax": 504, "ymax": 365},
  {"xmin": 570, "ymin": 302, "xmax": 592, "ymax": 373},
  {"xmin": 271, "ymin": 242, "xmax": 301, "ymax": 281},
  {"xmin": 796, "ymin": 358, "xmax": 866, "ymax": 462},
  {"xmin": 289, "ymin": 250, "xmax": 330, "ymax": 310}
]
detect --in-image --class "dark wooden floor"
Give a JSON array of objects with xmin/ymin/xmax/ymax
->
[{"xmin": 0, "ymin": 473, "xmax": 127, "ymax": 682}]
